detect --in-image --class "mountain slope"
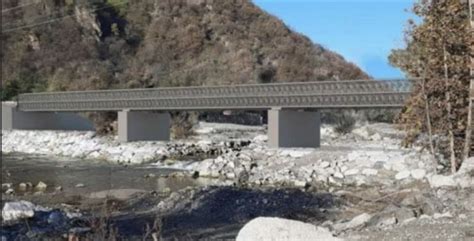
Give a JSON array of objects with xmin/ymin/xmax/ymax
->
[{"xmin": 1, "ymin": 0, "xmax": 368, "ymax": 99}]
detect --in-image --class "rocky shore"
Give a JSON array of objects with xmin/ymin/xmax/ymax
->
[
  {"xmin": 2, "ymin": 122, "xmax": 471, "ymax": 189},
  {"xmin": 2, "ymin": 121, "xmax": 474, "ymax": 240}
]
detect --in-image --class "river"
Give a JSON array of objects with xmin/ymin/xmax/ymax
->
[{"xmin": 1, "ymin": 153, "xmax": 338, "ymax": 240}]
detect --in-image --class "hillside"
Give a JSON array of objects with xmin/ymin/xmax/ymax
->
[{"xmin": 1, "ymin": 0, "xmax": 368, "ymax": 100}]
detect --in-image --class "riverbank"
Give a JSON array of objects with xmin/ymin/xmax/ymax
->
[
  {"xmin": 2, "ymin": 122, "xmax": 474, "ymax": 240},
  {"xmin": 1, "ymin": 122, "xmax": 466, "ymax": 188}
]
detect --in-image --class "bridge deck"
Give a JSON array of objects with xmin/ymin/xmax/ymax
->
[{"xmin": 18, "ymin": 79, "xmax": 413, "ymax": 112}]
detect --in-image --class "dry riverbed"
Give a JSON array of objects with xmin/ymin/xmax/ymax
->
[{"xmin": 1, "ymin": 122, "xmax": 474, "ymax": 240}]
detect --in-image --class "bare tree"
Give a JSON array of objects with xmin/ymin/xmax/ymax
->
[{"xmin": 464, "ymin": 0, "xmax": 473, "ymax": 160}]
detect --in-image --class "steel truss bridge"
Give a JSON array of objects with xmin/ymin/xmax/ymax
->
[{"xmin": 17, "ymin": 79, "xmax": 413, "ymax": 112}]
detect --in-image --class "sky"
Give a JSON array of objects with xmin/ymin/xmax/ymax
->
[{"xmin": 253, "ymin": 0, "xmax": 416, "ymax": 79}]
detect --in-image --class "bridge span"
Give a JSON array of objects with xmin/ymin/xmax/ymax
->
[{"xmin": 2, "ymin": 79, "xmax": 413, "ymax": 148}]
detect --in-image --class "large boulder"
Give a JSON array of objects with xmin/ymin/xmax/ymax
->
[
  {"xmin": 2, "ymin": 201, "xmax": 36, "ymax": 222},
  {"xmin": 428, "ymin": 175, "xmax": 457, "ymax": 188},
  {"xmin": 236, "ymin": 217, "xmax": 343, "ymax": 241}
]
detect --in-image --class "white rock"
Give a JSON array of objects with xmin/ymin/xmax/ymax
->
[
  {"xmin": 334, "ymin": 213, "xmax": 372, "ymax": 232},
  {"xmin": 2, "ymin": 201, "xmax": 36, "ymax": 222},
  {"xmin": 395, "ymin": 170, "xmax": 411, "ymax": 180},
  {"xmin": 377, "ymin": 216, "xmax": 397, "ymax": 227},
  {"xmin": 419, "ymin": 214, "xmax": 431, "ymax": 220},
  {"xmin": 280, "ymin": 149, "xmax": 312, "ymax": 158},
  {"xmin": 402, "ymin": 217, "xmax": 417, "ymax": 225},
  {"xmin": 429, "ymin": 175, "xmax": 457, "ymax": 188},
  {"xmin": 334, "ymin": 172, "xmax": 345, "ymax": 179},
  {"xmin": 458, "ymin": 157, "xmax": 474, "ymax": 174},
  {"xmin": 5, "ymin": 188, "xmax": 14, "ymax": 195},
  {"xmin": 252, "ymin": 135, "xmax": 268, "ymax": 143},
  {"xmin": 433, "ymin": 212, "xmax": 453, "ymax": 219},
  {"xmin": 344, "ymin": 169, "xmax": 359, "ymax": 176},
  {"xmin": 226, "ymin": 172, "xmax": 236, "ymax": 179},
  {"xmin": 236, "ymin": 217, "xmax": 342, "ymax": 241},
  {"xmin": 352, "ymin": 127, "xmax": 370, "ymax": 139},
  {"xmin": 2, "ymin": 183, "xmax": 13, "ymax": 190},
  {"xmin": 293, "ymin": 180, "xmax": 307, "ymax": 187},
  {"xmin": 411, "ymin": 169, "xmax": 426, "ymax": 180},
  {"xmin": 320, "ymin": 161, "xmax": 330, "ymax": 168},
  {"xmin": 35, "ymin": 181, "xmax": 48, "ymax": 191},
  {"xmin": 370, "ymin": 133, "xmax": 382, "ymax": 141},
  {"xmin": 362, "ymin": 169, "xmax": 378, "ymax": 176}
]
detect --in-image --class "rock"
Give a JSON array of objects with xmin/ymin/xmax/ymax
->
[
  {"xmin": 334, "ymin": 213, "xmax": 373, "ymax": 232},
  {"xmin": 395, "ymin": 170, "xmax": 411, "ymax": 180},
  {"xmin": 18, "ymin": 183, "xmax": 28, "ymax": 191},
  {"xmin": 236, "ymin": 217, "xmax": 342, "ymax": 241},
  {"xmin": 458, "ymin": 157, "xmax": 474, "ymax": 174},
  {"xmin": 429, "ymin": 175, "xmax": 456, "ymax": 188},
  {"xmin": 293, "ymin": 180, "xmax": 306, "ymax": 187},
  {"xmin": 168, "ymin": 172, "xmax": 186, "ymax": 178},
  {"xmin": 419, "ymin": 214, "xmax": 431, "ymax": 220},
  {"xmin": 433, "ymin": 212, "xmax": 453, "ymax": 219},
  {"xmin": 320, "ymin": 161, "xmax": 330, "ymax": 168},
  {"xmin": 75, "ymin": 183, "xmax": 85, "ymax": 188},
  {"xmin": 334, "ymin": 172, "xmax": 345, "ymax": 179},
  {"xmin": 377, "ymin": 216, "xmax": 397, "ymax": 227},
  {"xmin": 47, "ymin": 210, "xmax": 66, "ymax": 226},
  {"xmin": 455, "ymin": 157, "xmax": 474, "ymax": 188},
  {"xmin": 362, "ymin": 169, "xmax": 378, "ymax": 176},
  {"xmin": 344, "ymin": 169, "xmax": 359, "ymax": 176},
  {"xmin": 2, "ymin": 201, "xmax": 36, "ymax": 222},
  {"xmin": 411, "ymin": 169, "xmax": 426, "ymax": 180},
  {"xmin": 35, "ymin": 181, "xmax": 48, "ymax": 191},
  {"xmin": 2, "ymin": 183, "xmax": 13, "ymax": 190},
  {"xmin": 370, "ymin": 133, "xmax": 382, "ymax": 141},
  {"xmin": 144, "ymin": 173, "xmax": 156, "ymax": 178},
  {"xmin": 401, "ymin": 217, "xmax": 416, "ymax": 225},
  {"xmin": 394, "ymin": 208, "xmax": 416, "ymax": 223},
  {"xmin": 400, "ymin": 193, "xmax": 424, "ymax": 207},
  {"xmin": 353, "ymin": 127, "xmax": 371, "ymax": 139}
]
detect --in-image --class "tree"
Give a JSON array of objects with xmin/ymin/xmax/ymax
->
[{"xmin": 389, "ymin": 0, "xmax": 471, "ymax": 172}]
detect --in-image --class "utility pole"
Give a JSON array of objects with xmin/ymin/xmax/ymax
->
[{"xmin": 464, "ymin": 0, "xmax": 474, "ymax": 160}]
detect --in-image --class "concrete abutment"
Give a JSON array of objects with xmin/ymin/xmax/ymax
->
[{"xmin": 1, "ymin": 102, "xmax": 94, "ymax": 131}]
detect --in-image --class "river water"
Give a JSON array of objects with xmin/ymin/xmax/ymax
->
[
  {"xmin": 1, "ymin": 153, "xmax": 338, "ymax": 240},
  {"xmin": 1, "ymin": 153, "xmax": 219, "ymax": 196}
]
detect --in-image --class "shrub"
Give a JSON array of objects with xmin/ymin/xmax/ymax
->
[
  {"xmin": 334, "ymin": 112, "xmax": 356, "ymax": 134},
  {"xmin": 171, "ymin": 111, "xmax": 198, "ymax": 139}
]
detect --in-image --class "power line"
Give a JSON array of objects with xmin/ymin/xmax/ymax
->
[
  {"xmin": 1, "ymin": 0, "xmax": 128, "ymax": 33},
  {"xmin": 2, "ymin": 1, "xmax": 41, "ymax": 13}
]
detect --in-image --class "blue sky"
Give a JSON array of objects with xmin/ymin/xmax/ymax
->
[{"xmin": 253, "ymin": 0, "xmax": 415, "ymax": 79}]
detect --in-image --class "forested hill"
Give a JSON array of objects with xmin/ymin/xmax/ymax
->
[{"xmin": 1, "ymin": 0, "xmax": 369, "ymax": 100}]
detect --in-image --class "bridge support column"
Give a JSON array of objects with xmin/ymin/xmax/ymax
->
[
  {"xmin": 118, "ymin": 110, "xmax": 171, "ymax": 142},
  {"xmin": 268, "ymin": 108, "xmax": 320, "ymax": 148},
  {"xmin": 2, "ymin": 102, "xmax": 94, "ymax": 131}
]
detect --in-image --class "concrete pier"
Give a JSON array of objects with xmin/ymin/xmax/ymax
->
[
  {"xmin": 2, "ymin": 102, "xmax": 94, "ymax": 131},
  {"xmin": 268, "ymin": 109, "xmax": 320, "ymax": 148},
  {"xmin": 118, "ymin": 110, "xmax": 171, "ymax": 142}
]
